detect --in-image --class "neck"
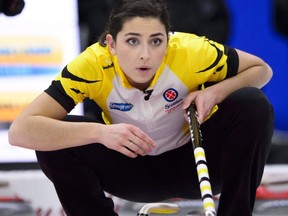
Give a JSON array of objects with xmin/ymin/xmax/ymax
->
[{"xmin": 127, "ymin": 78, "xmax": 153, "ymax": 91}]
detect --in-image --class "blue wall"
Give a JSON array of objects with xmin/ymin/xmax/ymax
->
[{"xmin": 226, "ymin": 0, "xmax": 288, "ymax": 130}]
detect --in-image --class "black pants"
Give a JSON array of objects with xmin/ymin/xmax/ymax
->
[{"xmin": 36, "ymin": 87, "xmax": 274, "ymax": 216}]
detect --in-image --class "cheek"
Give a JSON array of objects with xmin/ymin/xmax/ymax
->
[
  {"xmin": 116, "ymin": 50, "xmax": 135, "ymax": 72},
  {"xmin": 153, "ymin": 48, "xmax": 167, "ymax": 62},
  {"xmin": 117, "ymin": 48, "xmax": 136, "ymax": 63}
]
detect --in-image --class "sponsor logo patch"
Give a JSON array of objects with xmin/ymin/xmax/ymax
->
[
  {"xmin": 109, "ymin": 102, "xmax": 133, "ymax": 112},
  {"xmin": 163, "ymin": 88, "xmax": 178, "ymax": 102},
  {"xmin": 163, "ymin": 88, "xmax": 183, "ymax": 113}
]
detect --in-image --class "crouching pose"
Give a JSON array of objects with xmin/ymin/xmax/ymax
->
[{"xmin": 9, "ymin": 0, "xmax": 274, "ymax": 215}]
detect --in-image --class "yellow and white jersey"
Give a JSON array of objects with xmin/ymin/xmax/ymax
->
[{"xmin": 45, "ymin": 32, "xmax": 239, "ymax": 155}]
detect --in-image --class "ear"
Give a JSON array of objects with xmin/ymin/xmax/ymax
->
[{"xmin": 106, "ymin": 34, "xmax": 116, "ymax": 55}]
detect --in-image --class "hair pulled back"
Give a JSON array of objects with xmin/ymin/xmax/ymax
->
[{"xmin": 99, "ymin": 0, "xmax": 171, "ymax": 46}]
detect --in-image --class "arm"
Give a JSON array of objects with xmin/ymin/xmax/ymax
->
[
  {"xmin": 203, "ymin": 49, "xmax": 272, "ymax": 105},
  {"xmin": 182, "ymin": 49, "xmax": 273, "ymax": 123},
  {"xmin": 8, "ymin": 92, "xmax": 156, "ymax": 157},
  {"xmin": 8, "ymin": 92, "xmax": 101, "ymax": 150}
]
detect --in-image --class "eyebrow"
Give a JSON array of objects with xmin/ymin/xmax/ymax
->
[{"xmin": 124, "ymin": 32, "xmax": 164, "ymax": 37}]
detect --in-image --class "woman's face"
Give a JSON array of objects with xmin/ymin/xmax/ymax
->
[{"xmin": 107, "ymin": 17, "xmax": 168, "ymax": 90}]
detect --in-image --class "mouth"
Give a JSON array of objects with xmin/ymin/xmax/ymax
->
[{"xmin": 137, "ymin": 66, "xmax": 151, "ymax": 72}]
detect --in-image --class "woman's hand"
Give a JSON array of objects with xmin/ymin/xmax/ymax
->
[
  {"xmin": 182, "ymin": 88, "xmax": 218, "ymax": 124},
  {"xmin": 97, "ymin": 123, "xmax": 157, "ymax": 158}
]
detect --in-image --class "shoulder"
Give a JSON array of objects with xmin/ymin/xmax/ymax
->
[
  {"xmin": 82, "ymin": 43, "xmax": 112, "ymax": 62},
  {"xmin": 168, "ymin": 32, "xmax": 224, "ymax": 52},
  {"xmin": 168, "ymin": 32, "xmax": 205, "ymax": 47},
  {"xmin": 67, "ymin": 43, "xmax": 113, "ymax": 72}
]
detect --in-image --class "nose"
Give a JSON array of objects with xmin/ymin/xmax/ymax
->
[{"xmin": 140, "ymin": 44, "xmax": 150, "ymax": 60}]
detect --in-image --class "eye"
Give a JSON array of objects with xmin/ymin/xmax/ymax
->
[
  {"xmin": 127, "ymin": 38, "xmax": 138, "ymax": 45},
  {"xmin": 151, "ymin": 38, "xmax": 162, "ymax": 46}
]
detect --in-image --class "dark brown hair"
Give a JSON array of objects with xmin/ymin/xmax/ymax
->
[{"xmin": 99, "ymin": 0, "xmax": 171, "ymax": 46}]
